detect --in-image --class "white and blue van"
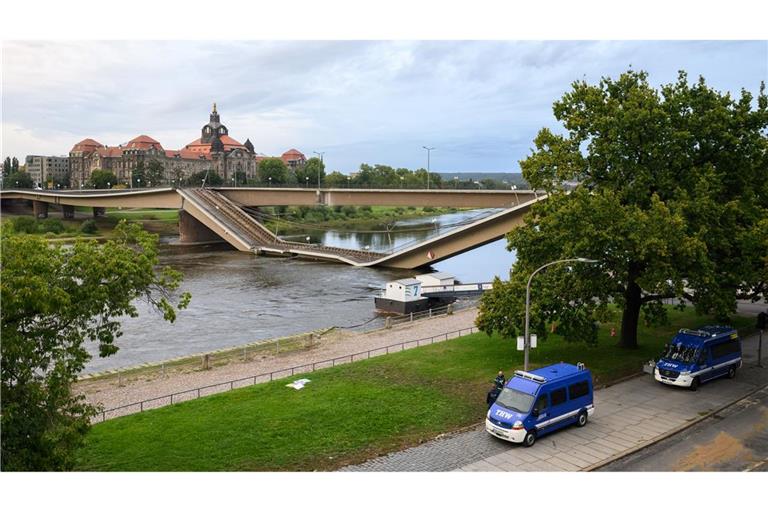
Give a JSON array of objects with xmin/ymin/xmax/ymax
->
[
  {"xmin": 485, "ymin": 362, "xmax": 594, "ymax": 447},
  {"xmin": 654, "ymin": 326, "xmax": 741, "ymax": 391}
]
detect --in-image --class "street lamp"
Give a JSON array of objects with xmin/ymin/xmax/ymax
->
[
  {"xmin": 422, "ymin": 146, "xmax": 435, "ymax": 189},
  {"xmin": 454, "ymin": 176, "xmax": 459, "ymax": 189},
  {"xmin": 347, "ymin": 176, "xmax": 351, "ymax": 188},
  {"xmin": 107, "ymin": 181, "xmax": 111, "ymax": 190},
  {"xmin": 313, "ymin": 151, "xmax": 325, "ymax": 189},
  {"xmin": 511, "ymin": 184, "xmax": 519, "ymax": 204},
  {"xmin": 400, "ymin": 176, "xmax": 404, "ymax": 188},
  {"xmin": 305, "ymin": 176, "xmax": 309, "ymax": 188},
  {"xmin": 523, "ymin": 257, "xmax": 600, "ymax": 370},
  {"xmin": 268, "ymin": 176, "xmax": 272, "ymax": 188}
]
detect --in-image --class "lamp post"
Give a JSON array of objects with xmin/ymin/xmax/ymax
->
[
  {"xmin": 268, "ymin": 176, "xmax": 272, "ymax": 188},
  {"xmin": 313, "ymin": 151, "xmax": 325, "ymax": 190},
  {"xmin": 454, "ymin": 176, "xmax": 459, "ymax": 189},
  {"xmin": 305, "ymin": 176, "xmax": 309, "ymax": 188},
  {"xmin": 422, "ymin": 146, "xmax": 435, "ymax": 189},
  {"xmin": 347, "ymin": 176, "xmax": 351, "ymax": 188},
  {"xmin": 524, "ymin": 257, "xmax": 600, "ymax": 371}
]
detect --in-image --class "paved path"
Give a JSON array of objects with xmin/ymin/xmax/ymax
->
[
  {"xmin": 597, "ymin": 385, "xmax": 768, "ymax": 471},
  {"xmin": 343, "ymin": 331, "xmax": 768, "ymax": 472}
]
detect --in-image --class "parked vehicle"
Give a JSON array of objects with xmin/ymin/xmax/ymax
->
[
  {"xmin": 654, "ymin": 326, "xmax": 741, "ymax": 391},
  {"xmin": 485, "ymin": 363, "xmax": 594, "ymax": 447}
]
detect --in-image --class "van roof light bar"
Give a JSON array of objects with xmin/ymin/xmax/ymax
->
[
  {"xmin": 679, "ymin": 328, "xmax": 709, "ymax": 338},
  {"xmin": 514, "ymin": 370, "xmax": 546, "ymax": 383}
]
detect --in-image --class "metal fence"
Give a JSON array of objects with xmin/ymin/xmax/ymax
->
[{"xmin": 92, "ymin": 325, "xmax": 478, "ymax": 423}]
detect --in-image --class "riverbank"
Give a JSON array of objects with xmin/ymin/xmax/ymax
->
[
  {"xmin": 75, "ymin": 307, "xmax": 480, "ymax": 412},
  {"xmin": 74, "ymin": 307, "xmax": 756, "ymax": 471}
]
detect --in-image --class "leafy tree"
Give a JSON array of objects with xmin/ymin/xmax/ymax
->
[
  {"xmin": 184, "ymin": 170, "xmax": 222, "ymax": 187},
  {"xmin": 325, "ymin": 171, "xmax": 349, "ymax": 188},
  {"xmin": 3, "ymin": 157, "xmax": 11, "ymax": 177},
  {"xmin": 295, "ymin": 157, "xmax": 326, "ymax": 187},
  {"xmin": 145, "ymin": 159, "xmax": 165, "ymax": 187},
  {"xmin": 5, "ymin": 171, "xmax": 33, "ymax": 189},
  {"xmin": 88, "ymin": 169, "xmax": 118, "ymax": 189},
  {"xmin": 1, "ymin": 221, "xmax": 191, "ymax": 470},
  {"xmin": 258, "ymin": 157, "xmax": 288, "ymax": 184},
  {"xmin": 131, "ymin": 161, "xmax": 146, "ymax": 188},
  {"xmin": 477, "ymin": 70, "xmax": 768, "ymax": 350},
  {"xmin": 11, "ymin": 157, "xmax": 19, "ymax": 174}
]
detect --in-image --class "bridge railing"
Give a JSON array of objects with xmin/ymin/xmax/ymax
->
[{"xmin": 91, "ymin": 324, "xmax": 479, "ymax": 424}]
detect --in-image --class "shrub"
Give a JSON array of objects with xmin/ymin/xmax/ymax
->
[
  {"xmin": 341, "ymin": 205, "xmax": 357, "ymax": 216},
  {"xmin": 12, "ymin": 217, "xmax": 38, "ymax": 234},
  {"xmin": 38, "ymin": 219, "xmax": 64, "ymax": 234},
  {"xmin": 80, "ymin": 219, "xmax": 98, "ymax": 234}
]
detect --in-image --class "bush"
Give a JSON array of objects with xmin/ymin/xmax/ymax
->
[
  {"xmin": 423, "ymin": 206, "xmax": 436, "ymax": 213},
  {"xmin": 80, "ymin": 219, "xmax": 98, "ymax": 234},
  {"xmin": 12, "ymin": 217, "xmax": 38, "ymax": 234},
  {"xmin": 38, "ymin": 219, "xmax": 64, "ymax": 234},
  {"xmin": 341, "ymin": 205, "xmax": 357, "ymax": 216}
]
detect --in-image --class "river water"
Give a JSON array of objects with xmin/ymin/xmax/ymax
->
[{"xmin": 84, "ymin": 209, "xmax": 516, "ymax": 373}]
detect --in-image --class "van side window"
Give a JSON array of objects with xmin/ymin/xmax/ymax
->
[
  {"xmin": 535, "ymin": 395, "xmax": 548, "ymax": 413},
  {"xmin": 568, "ymin": 381, "xmax": 589, "ymax": 399},
  {"xmin": 550, "ymin": 388, "xmax": 567, "ymax": 406},
  {"xmin": 711, "ymin": 340, "xmax": 740, "ymax": 359}
]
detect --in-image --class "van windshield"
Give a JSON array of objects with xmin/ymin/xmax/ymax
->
[
  {"xmin": 495, "ymin": 388, "xmax": 535, "ymax": 413},
  {"xmin": 661, "ymin": 343, "xmax": 699, "ymax": 364}
]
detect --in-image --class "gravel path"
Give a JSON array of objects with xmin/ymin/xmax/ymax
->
[{"xmin": 77, "ymin": 307, "xmax": 479, "ymax": 414}]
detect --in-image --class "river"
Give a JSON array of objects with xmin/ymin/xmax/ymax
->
[{"xmin": 83, "ymin": 209, "xmax": 516, "ymax": 373}]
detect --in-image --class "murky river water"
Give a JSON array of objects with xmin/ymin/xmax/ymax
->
[{"xmin": 84, "ymin": 209, "xmax": 516, "ymax": 372}]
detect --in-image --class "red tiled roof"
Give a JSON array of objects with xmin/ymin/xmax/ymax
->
[
  {"xmin": 165, "ymin": 149, "xmax": 210, "ymax": 160},
  {"xmin": 281, "ymin": 148, "xmax": 305, "ymax": 158},
  {"xmin": 126, "ymin": 135, "xmax": 163, "ymax": 150},
  {"xmin": 96, "ymin": 146, "xmax": 124, "ymax": 158},
  {"xmin": 70, "ymin": 138, "xmax": 104, "ymax": 153},
  {"xmin": 184, "ymin": 135, "xmax": 247, "ymax": 154}
]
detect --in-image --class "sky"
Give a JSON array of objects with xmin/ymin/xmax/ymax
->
[{"xmin": 2, "ymin": 40, "xmax": 766, "ymax": 174}]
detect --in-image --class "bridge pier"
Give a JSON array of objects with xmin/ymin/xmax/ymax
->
[
  {"xmin": 62, "ymin": 205, "xmax": 75, "ymax": 219},
  {"xmin": 33, "ymin": 200, "xmax": 49, "ymax": 219},
  {"xmin": 178, "ymin": 210, "xmax": 223, "ymax": 244},
  {"xmin": 92, "ymin": 207, "xmax": 106, "ymax": 217}
]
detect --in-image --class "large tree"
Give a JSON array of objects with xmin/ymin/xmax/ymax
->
[
  {"xmin": 294, "ymin": 157, "xmax": 326, "ymax": 187},
  {"xmin": 1, "ymin": 221, "xmax": 191, "ymax": 470},
  {"xmin": 477, "ymin": 70, "xmax": 768, "ymax": 349},
  {"xmin": 4, "ymin": 171, "xmax": 33, "ymax": 189},
  {"xmin": 88, "ymin": 169, "xmax": 118, "ymax": 189},
  {"xmin": 258, "ymin": 157, "xmax": 289, "ymax": 184}
]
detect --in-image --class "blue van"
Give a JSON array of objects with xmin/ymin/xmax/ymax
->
[
  {"xmin": 485, "ymin": 362, "xmax": 594, "ymax": 447},
  {"xmin": 655, "ymin": 326, "xmax": 741, "ymax": 391}
]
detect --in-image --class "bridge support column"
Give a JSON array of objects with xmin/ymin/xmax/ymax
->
[
  {"xmin": 33, "ymin": 201, "xmax": 48, "ymax": 219},
  {"xmin": 179, "ymin": 210, "xmax": 223, "ymax": 244},
  {"xmin": 93, "ymin": 207, "xmax": 106, "ymax": 217},
  {"xmin": 62, "ymin": 205, "xmax": 75, "ymax": 219}
]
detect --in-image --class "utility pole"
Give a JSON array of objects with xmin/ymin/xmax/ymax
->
[
  {"xmin": 422, "ymin": 146, "xmax": 435, "ymax": 190},
  {"xmin": 313, "ymin": 151, "xmax": 325, "ymax": 190}
]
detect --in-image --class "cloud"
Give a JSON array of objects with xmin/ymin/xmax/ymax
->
[{"xmin": 2, "ymin": 41, "xmax": 766, "ymax": 173}]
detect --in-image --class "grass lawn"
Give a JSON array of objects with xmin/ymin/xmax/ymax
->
[{"xmin": 75, "ymin": 307, "xmax": 754, "ymax": 471}]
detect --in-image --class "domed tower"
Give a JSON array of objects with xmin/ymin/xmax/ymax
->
[
  {"xmin": 210, "ymin": 132, "xmax": 225, "ymax": 153},
  {"xmin": 243, "ymin": 138, "xmax": 255, "ymax": 154},
  {"xmin": 201, "ymin": 102, "xmax": 229, "ymax": 144}
]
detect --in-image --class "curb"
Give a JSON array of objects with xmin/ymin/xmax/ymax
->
[{"xmin": 582, "ymin": 378, "xmax": 768, "ymax": 472}]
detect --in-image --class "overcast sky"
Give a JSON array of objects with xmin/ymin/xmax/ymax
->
[{"xmin": 2, "ymin": 40, "xmax": 766, "ymax": 173}]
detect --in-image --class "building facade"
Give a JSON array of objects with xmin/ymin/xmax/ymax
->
[
  {"xmin": 24, "ymin": 155, "xmax": 70, "ymax": 187},
  {"xmin": 68, "ymin": 104, "xmax": 306, "ymax": 188}
]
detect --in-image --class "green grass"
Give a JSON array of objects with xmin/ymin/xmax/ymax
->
[
  {"xmin": 106, "ymin": 209, "xmax": 179, "ymax": 223},
  {"xmin": 75, "ymin": 307, "xmax": 754, "ymax": 471}
]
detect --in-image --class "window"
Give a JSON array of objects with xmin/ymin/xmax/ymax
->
[
  {"xmin": 711, "ymin": 340, "xmax": 740, "ymax": 359},
  {"xmin": 550, "ymin": 388, "xmax": 567, "ymax": 406},
  {"xmin": 569, "ymin": 381, "xmax": 589, "ymax": 400},
  {"xmin": 534, "ymin": 395, "xmax": 548, "ymax": 413}
]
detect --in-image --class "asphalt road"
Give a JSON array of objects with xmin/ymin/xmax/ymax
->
[{"xmin": 598, "ymin": 385, "xmax": 768, "ymax": 472}]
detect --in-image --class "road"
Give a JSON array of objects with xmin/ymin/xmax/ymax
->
[{"xmin": 599, "ymin": 385, "xmax": 768, "ymax": 471}]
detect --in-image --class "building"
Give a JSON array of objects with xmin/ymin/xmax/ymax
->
[
  {"xmin": 25, "ymin": 155, "xmax": 70, "ymax": 188},
  {"xmin": 68, "ymin": 104, "xmax": 303, "ymax": 188}
]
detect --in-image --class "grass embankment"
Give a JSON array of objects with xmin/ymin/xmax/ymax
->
[{"xmin": 75, "ymin": 308, "xmax": 753, "ymax": 471}]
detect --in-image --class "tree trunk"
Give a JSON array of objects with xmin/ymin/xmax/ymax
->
[{"xmin": 619, "ymin": 280, "xmax": 642, "ymax": 349}]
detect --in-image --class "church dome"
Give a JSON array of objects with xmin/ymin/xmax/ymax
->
[
  {"xmin": 70, "ymin": 138, "xmax": 104, "ymax": 153},
  {"xmin": 126, "ymin": 135, "xmax": 163, "ymax": 150}
]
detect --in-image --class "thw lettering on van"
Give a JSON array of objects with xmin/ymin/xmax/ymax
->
[{"xmin": 495, "ymin": 410, "xmax": 514, "ymax": 420}]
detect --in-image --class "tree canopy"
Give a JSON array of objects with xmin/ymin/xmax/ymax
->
[
  {"xmin": 258, "ymin": 157, "xmax": 289, "ymax": 184},
  {"xmin": 1, "ymin": 221, "xmax": 191, "ymax": 470},
  {"xmin": 88, "ymin": 169, "xmax": 118, "ymax": 189},
  {"xmin": 477, "ymin": 70, "xmax": 768, "ymax": 349},
  {"xmin": 294, "ymin": 157, "xmax": 326, "ymax": 186},
  {"xmin": 3, "ymin": 171, "xmax": 33, "ymax": 189}
]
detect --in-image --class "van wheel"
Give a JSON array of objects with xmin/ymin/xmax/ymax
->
[
  {"xmin": 523, "ymin": 430, "xmax": 537, "ymax": 447},
  {"xmin": 727, "ymin": 366, "xmax": 737, "ymax": 379},
  {"xmin": 576, "ymin": 410, "xmax": 588, "ymax": 427},
  {"xmin": 690, "ymin": 377, "xmax": 700, "ymax": 391}
]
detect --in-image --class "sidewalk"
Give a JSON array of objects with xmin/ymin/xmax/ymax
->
[{"xmin": 343, "ymin": 331, "xmax": 768, "ymax": 472}]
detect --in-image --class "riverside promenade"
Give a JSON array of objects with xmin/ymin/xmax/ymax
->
[
  {"xmin": 343, "ymin": 331, "xmax": 768, "ymax": 472},
  {"xmin": 76, "ymin": 307, "xmax": 479, "ymax": 413}
]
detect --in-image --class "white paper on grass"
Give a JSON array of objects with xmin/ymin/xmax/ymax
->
[{"xmin": 286, "ymin": 378, "xmax": 311, "ymax": 390}]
